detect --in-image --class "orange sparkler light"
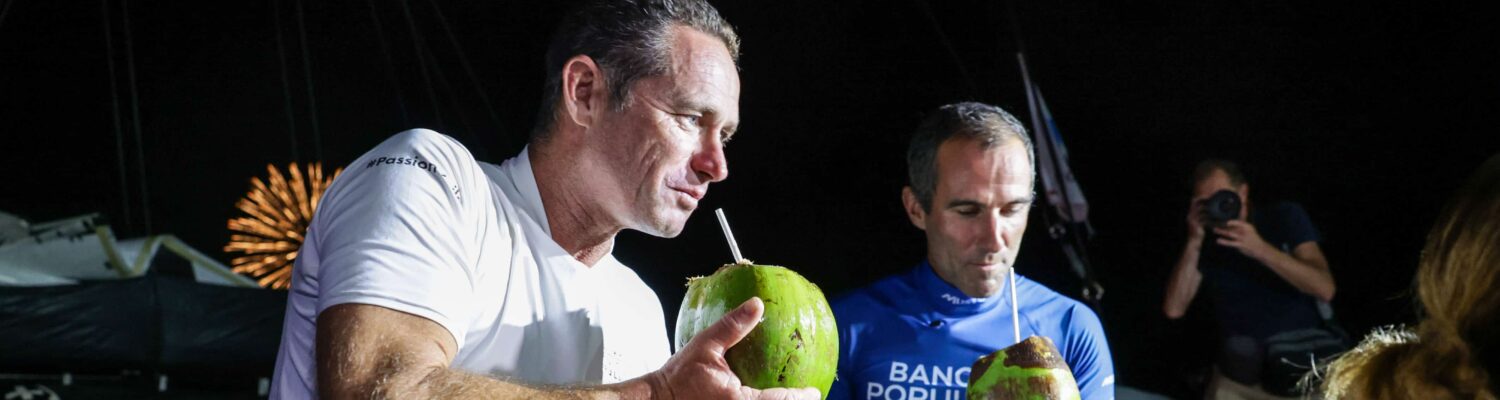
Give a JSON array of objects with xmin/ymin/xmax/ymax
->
[{"xmin": 225, "ymin": 162, "xmax": 341, "ymax": 289}]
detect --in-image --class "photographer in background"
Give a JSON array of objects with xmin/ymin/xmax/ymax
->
[{"xmin": 1163, "ymin": 159, "xmax": 1339, "ymax": 399}]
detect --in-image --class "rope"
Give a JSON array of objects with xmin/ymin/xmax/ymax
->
[
  {"xmin": 0, "ymin": 0, "xmax": 15, "ymax": 33},
  {"xmin": 121, "ymin": 0, "xmax": 151, "ymax": 234},
  {"xmin": 101, "ymin": 0, "xmax": 133, "ymax": 232},
  {"xmin": 419, "ymin": 44, "xmax": 485, "ymax": 158},
  {"xmin": 365, "ymin": 0, "xmax": 411, "ymax": 127},
  {"xmin": 294, "ymin": 0, "xmax": 322, "ymax": 161},
  {"xmin": 397, "ymin": 0, "xmax": 445, "ymax": 128},
  {"xmin": 273, "ymin": 0, "xmax": 299, "ymax": 161},
  {"xmin": 426, "ymin": 0, "xmax": 504, "ymax": 132},
  {"xmin": 1003, "ymin": 0, "xmax": 1027, "ymax": 54},
  {"xmin": 913, "ymin": 0, "xmax": 978, "ymax": 98}
]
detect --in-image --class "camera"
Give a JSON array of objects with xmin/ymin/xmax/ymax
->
[{"xmin": 1199, "ymin": 189, "xmax": 1242, "ymax": 227}]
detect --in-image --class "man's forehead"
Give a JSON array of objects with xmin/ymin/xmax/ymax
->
[
  {"xmin": 941, "ymin": 136, "xmax": 1031, "ymax": 171},
  {"xmin": 670, "ymin": 26, "xmax": 733, "ymax": 63},
  {"xmin": 664, "ymin": 27, "xmax": 739, "ymax": 113},
  {"xmin": 667, "ymin": 28, "xmax": 737, "ymax": 83},
  {"xmin": 1194, "ymin": 170, "xmax": 1238, "ymax": 194},
  {"xmin": 938, "ymin": 138, "xmax": 1035, "ymax": 196}
]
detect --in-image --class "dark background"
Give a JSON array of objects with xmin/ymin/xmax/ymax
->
[{"xmin": 3, "ymin": 0, "xmax": 1497, "ymax": 396}]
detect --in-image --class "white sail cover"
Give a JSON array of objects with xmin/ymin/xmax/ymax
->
[{"xmin": 0, "ymin": 212, "xmax": 256, "ymax": 288}]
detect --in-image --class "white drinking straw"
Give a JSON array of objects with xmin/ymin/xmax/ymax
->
[
  {"xmin": 1009, "ymin": 266, "xmax": 1021, "ymax": 344},
  {"xmin": 714, "ymin": 208, "xmax": 744, "ymax": 263}
]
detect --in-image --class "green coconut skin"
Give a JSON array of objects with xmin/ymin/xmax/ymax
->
[
  {"xmin": 966, "ymin": 336, "xmax": 1081, "ymax": 400},
  {"xmin": 674, "ymin": 263, "xmax": 839, "ymax": 399}
]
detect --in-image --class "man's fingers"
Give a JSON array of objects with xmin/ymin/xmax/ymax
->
[
  {"xmin": 746, "ymin": 386, "xmax": 821, "ymax": 400},
  {"xmin": 689, "ymin": 297, "xmax": 765, "ymax": 355}
]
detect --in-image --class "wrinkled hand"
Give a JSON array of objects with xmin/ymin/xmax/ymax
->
[
  {"xmin": 643, "ymin": 297, "xmax": 821, "ymax": 400},
  {"xmin": 1213, "ymin": 220, "xmax": 1272, "ymax": 258}
]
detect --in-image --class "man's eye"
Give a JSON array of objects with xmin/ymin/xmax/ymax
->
[
  {"xmin": 955, "ymin": 207, "xmax": 980, "ymax": 217},
  {"xmin": 1001, "ymin": 206, "xmax": 1023, "ymax": 217},
  {"xmin": 675, "ymin": 114, "xmax": 700, "ymax": 128}
]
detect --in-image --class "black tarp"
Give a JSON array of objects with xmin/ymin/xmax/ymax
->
[
  {"xmin": 0, "ymin": 278, "xmax": 157, "ymax": 372},
  {"xmin": 156, "ymin": 276, "xmax": 285, "ymax": 376},
  {"xmin": 0, "ymin": 275, "xmax": 285, "ymax": 378}
]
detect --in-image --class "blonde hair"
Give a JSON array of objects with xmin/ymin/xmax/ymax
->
[{"xmin": 1319, "ymin": 154, "xmax": 1500, "ymax": 399}]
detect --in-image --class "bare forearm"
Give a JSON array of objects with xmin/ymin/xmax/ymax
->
[
  {"xmin": 1250, "ymin": 247, "xmax": 1335, "ymax": 302},
  {"xmin": 352, "ymin": 366, "xmax": 656, "ymax": 400},
  {"xmin": 317, "ymin": 304, "xmax": 662, "ymax": 400},
  {"xmin": 1163, "ymin": 239, "xmax": 1203, "ymax": 319}
]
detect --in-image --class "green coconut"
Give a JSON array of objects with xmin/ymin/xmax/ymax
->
[
  {"xmin": 966, "ymin": 336, "xmax": 1081, "ymax": 400},
  {"xmin": 674, "ymin": 261, "xmax": 839, "ymax": 399}
]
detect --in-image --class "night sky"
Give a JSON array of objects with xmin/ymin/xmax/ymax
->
[{"xmin": 3, "ymin": 0, "xmax": 1497, "ymax": 396}]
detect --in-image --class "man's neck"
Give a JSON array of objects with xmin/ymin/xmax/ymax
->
[{"xmin": 528, "ymin": 144, "xmax": 620, "ymax": 266}]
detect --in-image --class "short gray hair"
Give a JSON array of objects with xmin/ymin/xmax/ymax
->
[
  {"xmin": 906, "ymin": 102, "xmax": 1035, "ymax": 211},
  {"xmin": 530, "ymin": 0, "xmax": 740, "ymax": 142}
]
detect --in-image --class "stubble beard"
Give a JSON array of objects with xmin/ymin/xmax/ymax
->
[
  {"xmin": 634, "ymin": 193, "xmax": 691, "ymax": 238},
  {"xmin": 970, "ymin": 270, "xmax": 1006, "ymax": 298},
  {"xmin": 963, "ymin": 261, "xmax": 1013, "ymax": 298}
]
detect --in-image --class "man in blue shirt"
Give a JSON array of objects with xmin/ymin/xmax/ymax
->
[{"xmin": 829, "ymin": 102, "xmax": 1116, "ymax": 400}]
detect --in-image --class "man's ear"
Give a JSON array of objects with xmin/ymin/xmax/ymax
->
[
  {"xmin": 902, "ymin": 186, "xmax": 928, "ymax": 231},
  {"xmin": 561, "ymin": 55, "xmax": 605, "ymax": 130}
]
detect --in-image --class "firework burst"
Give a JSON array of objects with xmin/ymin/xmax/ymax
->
[{"xmin": 225, "ymin": 162, "xmax": 341, "ymax": 289}]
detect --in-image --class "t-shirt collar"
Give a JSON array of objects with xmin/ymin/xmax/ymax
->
[
  {"xmin": 503, "ymin": 146, "xmax": 548, "ymax": 232},
  {"xmin": 912, "ymin": 260, "xmax": 1004, "ymax": 316},
  {"xmin": 501, "ymin": 146, "xmax": 617, "ymax": 258}
]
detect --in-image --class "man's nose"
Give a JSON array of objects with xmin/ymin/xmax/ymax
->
[
  {"xmin": 691, "ymin": 137, "xmax": 728, "ymax": 183},
  {"xmin": 976, "ymin": 211, "xmax": 1008, "ymax": 254}
]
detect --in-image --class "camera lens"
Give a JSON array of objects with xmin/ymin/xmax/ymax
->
[{"xmin": 1200, "ymin": 189, "xmax": 1241, "ymax": 225}]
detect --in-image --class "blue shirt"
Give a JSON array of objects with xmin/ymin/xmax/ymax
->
[
  {"xmin": 828, "ymin": 262, "xmax": 1115, "ymax": 400},
  {"xmin": 1199, "ymin": 201, "xmax": 1324, "ymax": 339}
]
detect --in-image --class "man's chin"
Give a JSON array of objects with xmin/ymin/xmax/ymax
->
[
  {"xmin": 964, "ymin": 276, "xmax": 1007, "ymax": 298},
  {"xmin": 635, "ymin": 212, "xmax": 690, "ymax": 238},
  {"xmin": 653, "ymin": 225, "xmax": 686, "ymax": 238},
  {"xmin": 960, "ymin": 286, "xmax": 1002, "ymax": 299}
]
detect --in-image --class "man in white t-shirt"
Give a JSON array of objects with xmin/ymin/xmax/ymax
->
[{"xmin": 269, "ymin": 1, "xmax": 818, "ymax": 399}]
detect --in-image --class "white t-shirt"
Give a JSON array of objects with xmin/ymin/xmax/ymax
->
[{"xmin": 270, "ymin": 129, "xmax": 671, "ymax": 398}]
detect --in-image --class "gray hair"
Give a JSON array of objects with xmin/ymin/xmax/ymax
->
[
  {"xmin": 906, "ymin": 102, "xmax": 1035, "ymax": 211},
  {"xmin": 530, "ymin": 0, "xmax": 740, "ymax": 142}
]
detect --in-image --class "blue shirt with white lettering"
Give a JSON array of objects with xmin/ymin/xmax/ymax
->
[{"xmin": 828, "ymin": 262, "xmax": 1115, "ymax": 400}]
